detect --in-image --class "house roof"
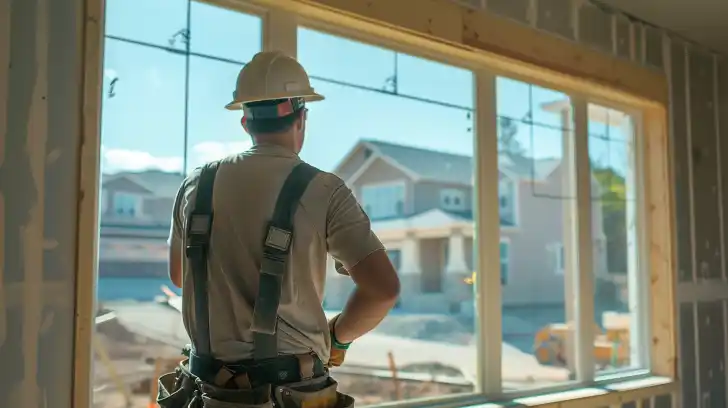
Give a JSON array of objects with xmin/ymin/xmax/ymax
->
[
  {"xmin": 360, "ymin": 139, "xmax": 560, "ymax": 185},
  {"xmin": 102, "ymin": 169, "xmax": 184, "ymax": 198}
]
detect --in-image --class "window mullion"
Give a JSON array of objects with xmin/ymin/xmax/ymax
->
[
  {"xmin": 263, "ymin": 9, "xmax": 297, "ymax": 57},
  {"xmin": 572, "ymin": 96, "xmax": 596, "ymax": 383},
  {"xmin": 474, "ymin": 69, "xmax": 502, "ymax": 396}
]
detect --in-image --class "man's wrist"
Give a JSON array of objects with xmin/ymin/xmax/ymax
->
[{"xmin": 330, "ymin": 316, "xmax": 352, "ymax": 350}]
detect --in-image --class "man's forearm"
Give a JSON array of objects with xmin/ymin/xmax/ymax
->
[{"xmin": 333, "ymin": 288, "xmax": 397, "ymax": 344}]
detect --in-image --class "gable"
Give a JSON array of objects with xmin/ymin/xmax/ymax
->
[
  {"xmin": 335, "ymin": 144, "xmax": 374, "ymax": 181},
  {"xmin": 350, "ymin": 157, "xmax": 410, "ymax": 188},
  {"xmin": 103, "ymin": 177, "xmax": 153, "ymax": 194}
]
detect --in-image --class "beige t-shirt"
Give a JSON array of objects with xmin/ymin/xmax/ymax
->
[{"xmin": 168, "ymin": 144, "xmax": 384, "ymax": 363}]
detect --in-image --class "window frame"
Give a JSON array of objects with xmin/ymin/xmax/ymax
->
[
  {"xmin": 111, "ymin": 191, "xmax": 143, "ymax": 217},
  {"xmin": 440, "ymin": 187, "xmax": 467, "ymax": 211},
  {"xmin": 359, "ymin": 180, "xmax": 407, "ymax": 220},
  {"xmin": 75, "ymin": 1, "xmax": 677, "ymax": 407}
]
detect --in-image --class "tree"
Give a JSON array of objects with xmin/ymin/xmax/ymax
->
[
  {"xmin": 592, "ymin": 165, "xmax": 628, "ymax": 275},
  {"xmin": 497, "ymin": 116, "xmax": 526, "ymax": 156}
]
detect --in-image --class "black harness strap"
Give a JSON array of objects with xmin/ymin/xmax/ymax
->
[
  {"xmin": 251, "ymin": 162, "xmax": 320, "ymax": 360},
  {"xmin": 185, "ymin": 161, "xmax": 320, "ymax": 364},
  {"xmin": 186, "ymin": 161, "xmax": 221, "ymax": 357}
]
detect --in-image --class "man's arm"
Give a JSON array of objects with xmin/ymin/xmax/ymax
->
[
  {"xmin": 326, "ymin": 183, "xmax": 400, "ymax": 343},
  {"xmin": 167, "ymin": 181, "xmax": 186, "ymax": 289}
]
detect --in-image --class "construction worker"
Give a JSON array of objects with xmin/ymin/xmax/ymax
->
[{"xmin": 158, "ymin": 51, "xmax": 401, "ymax": 408}]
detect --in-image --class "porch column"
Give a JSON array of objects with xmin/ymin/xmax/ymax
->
[
  {"xmin": 400, "ymin": 233, "xmax": 421, "ymax": 275},
  {"xmin": 445, "ymin": 229, "xmax": 469, "ymax": 274}
]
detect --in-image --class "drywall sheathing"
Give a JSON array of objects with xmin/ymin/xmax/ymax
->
[
  {"xmin": 0, "ymin": 0, "xmax": 10, "ymax": 349},
  {"xmin": 5, "ymin": 0, "xmax": 48, "ymax": 406}
]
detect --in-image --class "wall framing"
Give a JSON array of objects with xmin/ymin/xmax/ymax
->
[{"xmin": 71, "ymin": 0, "xmax": 678, "ymax": 406}]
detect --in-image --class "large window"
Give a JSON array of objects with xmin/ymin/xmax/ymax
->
[
  {"xmin": 299, "ymin": 26, "xmax": 477, "ymax": 404},
  {"xmin": 91, "ymin": 2, "xmax": 659, "ymax": 407},
  {"xmin": 94, "ymin": 2, "xmax": 261, "ymax": 407}
]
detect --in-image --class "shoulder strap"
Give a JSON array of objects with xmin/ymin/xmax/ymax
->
[
  {"xmin": 185, "ymin": 161, "xmax": 220, "ymax": 357},
  {"xmin": 251, "ymin": 162, "xmax": 320, "ymax": 360}
]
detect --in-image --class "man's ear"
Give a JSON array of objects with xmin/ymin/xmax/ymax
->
[{"xmin": 241, "ymin": 116, "xmax": 250, "ymax": 134}]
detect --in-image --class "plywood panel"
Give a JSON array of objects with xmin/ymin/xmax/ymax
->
[
  {"xmin": 536, "ymin": 0, "xmax": 574, "ymax": 40},
  {"xmin": 697, "ymin": 301, "xmax": 727, "ymax": 407},
  {"xmin": 688, "ymin": 50, "xmax": 722, "ymax": 280},
  {"xmin": 669, "ymin": 41, "xmax": 695, "ymax": 283},
  {"xmin": 679, "ymin": 302, "xmax": 698, "ymax": 407}
]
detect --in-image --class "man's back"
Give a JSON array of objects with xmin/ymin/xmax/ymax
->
[{"xmin": 171, "ymin": 144, "xmax": 353, "ymax": 363}]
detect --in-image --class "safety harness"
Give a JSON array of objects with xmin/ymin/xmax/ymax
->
[{"xmin": 185, "ymin": 160, "xmax": 321, "ymax": 385}]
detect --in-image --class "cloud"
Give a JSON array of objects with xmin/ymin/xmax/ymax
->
[
  {"xmin": 104, "ymin": 68, "xmax": 118, "ymax": 80},
  {"xmin": 101, "ymin": 140, "xmax": 253, "ymax": 173}
]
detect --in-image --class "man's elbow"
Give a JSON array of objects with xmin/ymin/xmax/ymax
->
[{"xmin": 380, "ymin": 275, "xmax": 401, "ymax": 304}]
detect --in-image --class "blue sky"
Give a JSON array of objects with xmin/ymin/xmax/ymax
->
[{"xmin": 100, "ymin": 0, "xmax": 631, "ymax": 176}]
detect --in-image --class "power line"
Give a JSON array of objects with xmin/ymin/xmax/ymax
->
[{"xmin": 103, "ymin": 34, "xmax": 474, "ymax": 113}]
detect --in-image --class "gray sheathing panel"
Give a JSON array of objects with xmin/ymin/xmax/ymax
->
[
  {"xmin": 688, "ymin": 50, "xmax": 722, "ymax": 280},
  {"xmin": 1, "ymin": 0, "xmax": 82, "ymax": 406},
  {"xmin": 670, "ymin": 41, "xmax": 695, "ymax": 283},
  {"xmin": 614, "ymin": 16, "xmax": 631, "ymax": 60},
  {"xmin": 719, "ymin": 59, "xmax": 728, "ymax": 281},
  {"xmin": 697, "ymin": 301, "xmax": 727, "ymax": 407},
  {"xmin": 577, "ymin": 2, "xmax": 613, "ymax": 52},
  {"xmin": 535, "ymin": 0, "xmax": 574, "ymax": 40},
  {"xmin": 644, "ymin": 26, "xmax": 663, "ymax": 69},
  {"xmin": 680, "ymin": 302, "xmax": 698, "ymax": 407},
  {"xmin": 486, "ymin": 0, "xmax": 530, "ymax": 25},
  {"xmin": 652, "ymin": 394, "xmax": 672, "ymax": 408},
  {"xmin": 633, "ymin": 24, "xmax": 644, "ymax": 63}
]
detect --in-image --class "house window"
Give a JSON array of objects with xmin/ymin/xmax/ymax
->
[
  {"xmin": 499, "ymin": 241, "xmax": 509, "ymax": 285},
  {"xmin": 498, "ymin": 177, "xmax": 516, "ymax": 225},
  {"xmin": 552, "ymin": 242, "xmax": 566, "ymax": 274},
  {"xmin": 113, "ymin": 192, "xmax": 143, "ymax": 217},
  {"xmin": 360, "ymin": 182, "xmax": 405, "ymax": 219},
  {"xmin": 440, "ymin": 188, "xmax": 466, "ymax": 211},
  {"xmin": 387, "ymin": 249, "xmax": 402, "ymax": 270}
]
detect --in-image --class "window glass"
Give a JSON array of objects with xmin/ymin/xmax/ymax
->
[
  {"xmin": 299, "ymin": 26, "xmax": 476, "ymax": 404},
  {"xmin": 588, "ymin": 104, "xmax": 644, "ymax": 374},
  {"xmin": 500, "ymin": 241, "xmax": 510, "ymax": 284},
  {"xmin": 106, "ymin": 0, "xmax": 188, "ymax": 48},
  {"xmin": 95, "ymin": 4, "xmax": 262, "ymax": 407},
  {"xmin": 112, "ymin": 192, "xmax": 143, "ymax": 216},
  {"xmin": 190, "ymin": 2, "xmax": 262, "ymax": 62},
  {"xmin": 441, "ymin": 188, "xmax": 467, "ymax": 211},
  {"xmin": 361, "ymin": 183, "xmax": 406, "ymax": 219},
  {"xmin": 497, "ymin": 77, "xmax": 577, "ymax": 390}
]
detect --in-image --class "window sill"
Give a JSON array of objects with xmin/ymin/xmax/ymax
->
[{"xmin": 376, "ymin": 375, "xmax": 675, "ymax": 408}]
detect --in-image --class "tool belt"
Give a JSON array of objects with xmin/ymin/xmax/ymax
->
[{"xmin": 157, "ymin": 161, "xmax": 355, "ymax": 408}]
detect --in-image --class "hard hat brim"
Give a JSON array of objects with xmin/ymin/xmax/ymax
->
[{"xmin": 225, "ymin": 92, "xmax": 325, "ymax": 111}]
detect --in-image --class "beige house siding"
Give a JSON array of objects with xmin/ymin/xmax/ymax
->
[{"xmin": 413, "ymin": 181, "xmax": 473, "ymax": 214}]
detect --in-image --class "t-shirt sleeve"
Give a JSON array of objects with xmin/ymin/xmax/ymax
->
[
  {"xmin": 167, "ymin": 180, "xmax": 187, "ymax": 246},
  {"xmin": 325, "ymin": 182, "xmax": 385, "ymax": 270}
]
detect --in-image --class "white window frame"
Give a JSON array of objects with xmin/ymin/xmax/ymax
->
[
  {"xmin": 74, "ymin": 2, "xmax": 677, "ymax": 407},
  {"xmin": 360, "ymin": 180, "xmax": 407, "ymax": 219},
  {"xmin": 440, "ymin": 187, "xmax": 467, "ymax": 211},
  {"xmin": 111, "ymin": 192, "xmax": 143, "ymax": 217}
]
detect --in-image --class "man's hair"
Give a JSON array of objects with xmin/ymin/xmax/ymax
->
[{"xmin": 244, "ymin": 99, "xmax": 304, "ymax": 135}]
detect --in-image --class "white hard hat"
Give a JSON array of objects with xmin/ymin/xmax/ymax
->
[{"xmin": 225, "ymin": 51, "xmax": 324, "ymax": 111}]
